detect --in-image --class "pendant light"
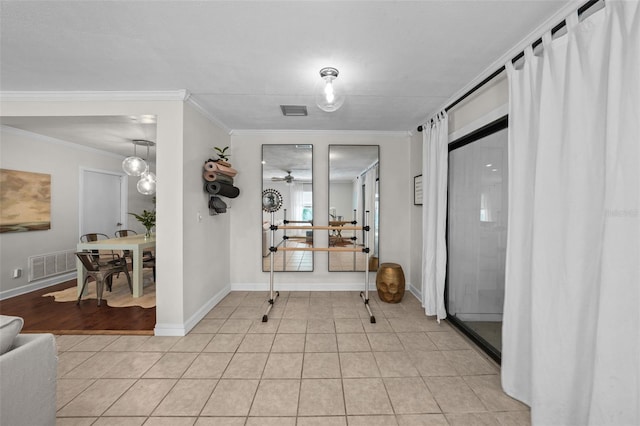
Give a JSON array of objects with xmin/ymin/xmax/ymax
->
[
  {"xmin": 315, "ymin": 67, "xmax": 345, "ymax": 112},
  {"xmin": 132, "ymin": 140, "xmax": 156, "ymax": 195},
  {"xmin": 122, "ymin": 140, "xmax": 149, "ymax": 176}
]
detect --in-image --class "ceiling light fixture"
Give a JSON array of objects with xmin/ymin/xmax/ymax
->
[
  {"xmin": 124, "ymin": 139, "xmax": 156, "ymax": 195},
  {"xmin": 316, "ymin": 67, "xmax": 345, "ymax": 112},
  {"xmin": 137, "ymin": 140, "xmax": 156, "ymax": 195}
]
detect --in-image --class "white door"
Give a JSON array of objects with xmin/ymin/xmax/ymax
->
[{"xmin": 80, "ymin": 169, "xmax": 125, "ymax": 238}]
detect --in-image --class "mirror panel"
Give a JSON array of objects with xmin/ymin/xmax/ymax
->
[
  {"xmin": 262, "ymin": 144, "xmax": 313, "ymax": 272},
  {"xmin": 328, "ymin": 145, "xmax": 379, "ymax": 272}
]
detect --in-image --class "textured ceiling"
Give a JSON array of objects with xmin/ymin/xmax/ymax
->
[{"xmin": 0, "ymin": 0, "xmax": 573, "ymax": 135}]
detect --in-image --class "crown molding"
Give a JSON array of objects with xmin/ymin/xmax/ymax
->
[
  {"xmin": 0, "ymin": 90, "xmax": 189, "ymax": 102},
  {"xmin": 185, "ymin": 95, "xmax": 233, "ymax": 135}
]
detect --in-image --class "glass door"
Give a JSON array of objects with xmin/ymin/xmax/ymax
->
[{"xmin": 447, "ymin": 119, "xmax": 508, "ymax": 361}]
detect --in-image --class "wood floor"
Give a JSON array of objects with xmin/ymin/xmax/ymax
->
[{"xmin": 0, "ymin": 279, "xmax": 155, "ymax": 335}]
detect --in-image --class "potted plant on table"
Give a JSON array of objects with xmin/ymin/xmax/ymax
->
[{"xmin": 129, "ymin": 209, "xmax": 156, "ymax": 238}]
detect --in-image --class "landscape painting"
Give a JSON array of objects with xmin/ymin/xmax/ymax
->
[{"xmin": 0, "ymin": 169, "xmax": 51, "ymax": 233}]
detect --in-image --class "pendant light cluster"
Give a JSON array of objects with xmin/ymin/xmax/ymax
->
[{"xmin": 122, "ymin": 139, "xmax": 156, "ymax": 195}]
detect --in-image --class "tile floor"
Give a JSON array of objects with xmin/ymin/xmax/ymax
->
[
  {"xmin": 262, "ymin": 242, "xmax": 314, "ymax": 272},
  {"xmin": 55, "ymin": 291, "xmax": 530, "ymax": 425}
]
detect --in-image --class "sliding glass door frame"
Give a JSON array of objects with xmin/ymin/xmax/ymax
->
[{"xmin": 445, "ymin": 115, "xmax": 508, "ymax": 365}]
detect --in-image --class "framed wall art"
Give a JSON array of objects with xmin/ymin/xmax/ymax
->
[
  {"xmin": 414, "ymin": 174, "xmax": 423, "ymax": 206},
  {"xmin": 0, "ymin": 169, "xmax": 51, "ymax": 233}
]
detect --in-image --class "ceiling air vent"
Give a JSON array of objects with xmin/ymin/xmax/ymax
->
[{"xmin": 280, "ymin": 105, "xmax": 308, "ymax": 116}]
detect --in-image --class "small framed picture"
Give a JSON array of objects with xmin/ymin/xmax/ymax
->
[{"xmin": 414, "ymin": 174, "xmax": 423, "ymax": 205}]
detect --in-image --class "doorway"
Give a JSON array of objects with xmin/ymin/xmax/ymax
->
[
  {"xmin": 447, "ymin": 117, "xmax": 508, "ymax": 362},
  {"xmin": 80, "ymin": 168, "xmax": 127, "ymax": 237}
]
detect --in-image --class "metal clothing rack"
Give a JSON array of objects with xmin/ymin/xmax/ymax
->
[{"xmin": 262, "ymin": 211, "xmax": 375, "ymax": 323}]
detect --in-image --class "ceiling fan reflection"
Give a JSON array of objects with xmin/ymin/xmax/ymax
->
[{"xmin": 271, "ymin": 171, "xmax": 295, "ymax": 184}]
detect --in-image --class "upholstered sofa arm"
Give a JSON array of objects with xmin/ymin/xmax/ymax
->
[{"xmin": 0, "ymin": 333, "xmax": 57, "ymax": 426}]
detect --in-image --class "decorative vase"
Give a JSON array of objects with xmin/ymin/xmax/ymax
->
[{"xmin": 145, "ymin": 229, "xmax": 152, "ymax": 238}]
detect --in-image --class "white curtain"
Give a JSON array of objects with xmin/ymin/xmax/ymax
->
[
  {"xmin": 503, "ymin": 2, "xmax": 640, "ymax": 425},
  {"xmin": 421, "ymin": 111, "xmax": 448, "ymax": 321},
  {"xmin": 289, "ymin": 182, "xmax": 304, "ymax": 236}
]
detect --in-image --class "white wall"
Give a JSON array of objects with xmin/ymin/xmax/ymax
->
[
  {"xmin": 329, "ymin": 182, "xmax": 354, "ymax": 221},
  {"xmin": 229, "ymin": 131, "xmax": 412, "ymax": 291},
  {"xmin": 448, "ymin": 71, "xmax": 508, "ymax": 141},
  {"xmin": 181, "ymin": 102, "xmax": 231, "ymax": 330},
  {"xmin": 0, "ymin": 126, "xmax": 153, "ymax": 297},
  {"xmin": 408, "ymin": 130, "xmax": 423, "ymax": 298}
]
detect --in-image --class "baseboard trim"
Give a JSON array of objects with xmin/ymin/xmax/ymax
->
[
  {"xmin": 407, "ymin": 282, "xmax": 422, "ymax": 302},
  {"xmin": 154, "ymin": 284, "xmax": 231, "ymax": 336},
  {"xmin": 183, "ymin": 284, "xmax": 232, "ymax": 333},
  {"xmin": 0, "ymin": 272, "xmax": 77, "ymax": 300},
  {"xmin": 152, "ymin": 323, "xmax": 187, "ymax": 337}
]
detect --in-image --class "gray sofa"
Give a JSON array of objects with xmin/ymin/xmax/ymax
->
[{"xmin": 0, "ymin": 316, "xmax": 57, "ymax": 426}]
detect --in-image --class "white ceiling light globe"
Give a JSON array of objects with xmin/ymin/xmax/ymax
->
[
  {"xmin": 141, "ymin": 170, "xmax": 157, "ymax": 183},
  {"xmin": 137, "ymin": 176, "xmax": 156, "ymax": 195},
  {"xmin": 122, "ymin": 156, "xmax": 148, "ymax": 176},
  {"xmin": 315, "ymin": 67, "xmax": 345, "ymax": 112}
]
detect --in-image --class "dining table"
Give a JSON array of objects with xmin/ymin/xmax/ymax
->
[
  {"xmin": 329, "ymin": 220, "xmax": 351, "ymax": 246},
  {"xmin": 77, "ymin": 233, "xmax": 155, "ymax": 298}
]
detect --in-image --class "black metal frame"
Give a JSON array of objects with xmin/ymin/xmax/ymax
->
[{"xmin": 445, "ymin": 115, "xmax": 508, "ymax": 365}]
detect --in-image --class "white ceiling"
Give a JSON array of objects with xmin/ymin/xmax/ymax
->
[{"xmin": 0, "ymin": 0, "xmax": 573, "ymax": 138}]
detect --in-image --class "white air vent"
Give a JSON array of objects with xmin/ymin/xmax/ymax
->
[
  {"xmin": 28, "ymin": 249, "xmax": 76, "ymax": 282},
  {"xmin": 280, "ymin": 105, "xmax": 308, "ymax": 116}
]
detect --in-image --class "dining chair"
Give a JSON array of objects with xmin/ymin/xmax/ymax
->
[
  {"xmin": 80, "ymin": 233, "xmax": 123, "ymax": 263},
  {"xmin": 80, "ymin": 233, "xmax": 127, "ymax": 290},
  {"xmin": 75, "ymin": 251, "xmax": 132, "ymax": 306},
  {"xmin": 114, "ymin": 229, "xmax": 156, "ymax": 281}
]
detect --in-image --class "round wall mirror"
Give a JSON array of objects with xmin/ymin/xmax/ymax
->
[{"xmin": 262, "ymin": 188, "xmax": 283, "ymax": 213}]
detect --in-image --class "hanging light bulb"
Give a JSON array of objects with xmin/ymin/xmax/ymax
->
[
  {"xmin": 135, "ymin": 140, "xmax": 156, "ymax": 195},
  {"xmin": 122, "ymin": 141, "xmax": 148, "ymax": 176},
  {"xmin": 137, "ymin": 175, "xmax": 156, "ymax": 195},
  {"xmin": 141, "ymin": 170, "xmax": 157, "ymax": 183},
  {"xmin": 315, "ymin": 67, "xmax": 345, "ymax": 112}
]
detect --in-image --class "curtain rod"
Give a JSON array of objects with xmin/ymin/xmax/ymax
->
[{"xmin": 417, "ymin": 0, "xmax": 602, "ymax": 132}]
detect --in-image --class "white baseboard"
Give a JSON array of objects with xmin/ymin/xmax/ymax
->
[
  {"xmin": 231, "ymin": 282, "xmax": 377, "ymax": 292},
  {"xmin": 407, "ymin": 282, "xmax": 422, "ymax": 302},
  {"xmin": 154, "ymin": 284, "xmax": 232, "ymax": 336},
  {"xmin": 0, "ymin": 272, "xmax": 77, "ymax": 300},
  {"xmin": 152, "ymin": 323, "xmax": 188, "ymax": 337},
  {"xmin": 182, "ymin": 284, "xmax": 232, "ymax": 333}
]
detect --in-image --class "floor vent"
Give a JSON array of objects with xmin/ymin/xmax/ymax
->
[{"xmin": 28, "ymin": 249, "xmax": 76, "ymax": 282}]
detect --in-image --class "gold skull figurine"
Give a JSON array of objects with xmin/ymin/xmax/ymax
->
[{"xmin": 375, "ymin": 263, "xmax": 405, "ymax": 303}]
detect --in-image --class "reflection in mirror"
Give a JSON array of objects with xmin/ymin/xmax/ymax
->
[
  {"xmin": 328, "ymin": 145, "xmax": 379, "ymax": 271},
  {"xmin": 262, "ymin": 144, "xmax": 313, "ymax": 271}
]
